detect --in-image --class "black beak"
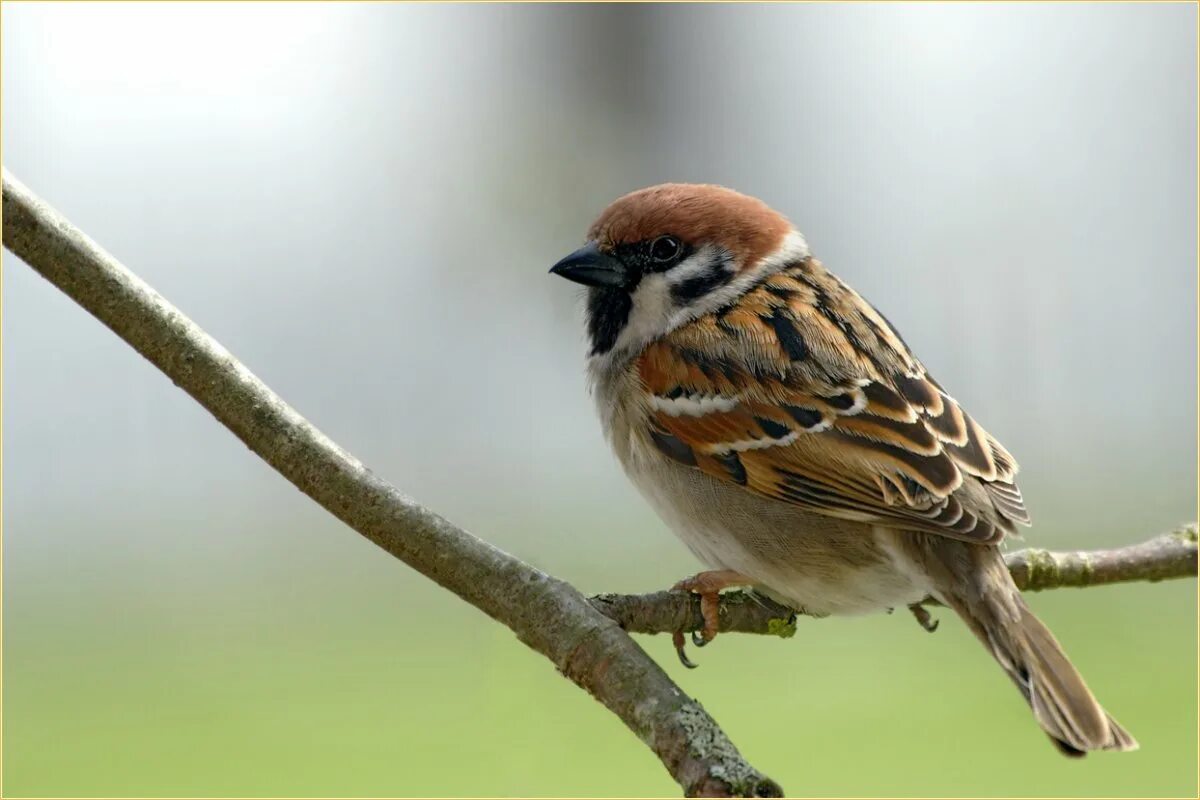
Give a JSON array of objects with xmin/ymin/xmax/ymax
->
[{"xmin": 549, "ymin": 242, "xmax": 626, "ymax": 288}]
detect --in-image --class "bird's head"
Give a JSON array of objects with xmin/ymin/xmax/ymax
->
[{"xmin": 550, "ymin": 183, "xmax": 809, "ymax": 358}]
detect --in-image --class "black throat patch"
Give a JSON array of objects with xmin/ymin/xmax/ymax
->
[{"xmin": 586, "ymin": 287, "xmax": 633, "ymax": 356}]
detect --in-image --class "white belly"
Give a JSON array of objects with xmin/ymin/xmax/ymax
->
[{"xmin": 625, "ymin": 452, "xmax": 933, "ymax": 617}]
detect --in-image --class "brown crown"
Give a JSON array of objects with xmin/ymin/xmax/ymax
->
[{"xmin": 587, "ymin": 183, "xmax": 793, "ymax": 271}]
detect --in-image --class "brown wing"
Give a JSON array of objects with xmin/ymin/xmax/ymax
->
[{"xmin": 635, "ymin": 257, "xmax": 1030, "ymax": 544}]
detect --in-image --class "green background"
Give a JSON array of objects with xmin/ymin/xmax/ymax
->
[{"xmin": 4, "ymin": 511, "xmax": 1196, "ymax": 796}]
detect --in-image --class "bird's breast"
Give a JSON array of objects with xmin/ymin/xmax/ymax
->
[{"xmin": 611, "ymin": 416, "xmax": 933, "ymax": 616}]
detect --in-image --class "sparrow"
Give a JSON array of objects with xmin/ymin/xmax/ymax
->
[{"xmin": 549, "ymin": 183, "xmax": 1136, "ymax": 756}]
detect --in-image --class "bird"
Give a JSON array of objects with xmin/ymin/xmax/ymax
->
[{"xmin": 548, "ymin": 182, "xmax": 1136, "ymax": 756}]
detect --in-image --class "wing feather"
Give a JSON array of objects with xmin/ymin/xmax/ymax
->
[{"xmin": 636, "ymin": 256, "xmax": 1030, "ymax": 543}]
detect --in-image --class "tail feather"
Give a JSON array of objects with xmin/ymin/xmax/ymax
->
[
  {"xmin": 917, "ymin": 536, "xmax": 1138, "ymax": 756},
  {"xmin": 1015, "ymin": 604, "xmax": 1138, "ymax": 754}
]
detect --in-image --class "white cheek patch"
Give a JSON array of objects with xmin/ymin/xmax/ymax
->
[
  {"xmin": 664, "ymin": 246, "xmax": 733, "ymax": 289},
  {"xmin": 612, "ymin": 274, "xmax": 674, "ymax": 354},
  {"xmin": 612, "ymin": 249, "xmax": 731, "ymax": 357}
]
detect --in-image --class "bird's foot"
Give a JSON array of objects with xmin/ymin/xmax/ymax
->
[
  {"xmin": 670, "ymin": 569, "xmax": 754, "ymax": 667},
  {"xmin": 908, "ymin": 603, "xmax": 939, "ymax": 633}
]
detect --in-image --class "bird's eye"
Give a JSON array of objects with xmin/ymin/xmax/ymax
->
[{"xmin": 650, "ymin": 236, "xmax": 683, "ymax": 264}]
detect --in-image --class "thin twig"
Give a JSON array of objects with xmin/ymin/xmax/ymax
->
[
  {"xmin": 1, "ymin": 169, "xmax": 782, "ymax": 798},
  {"xmin": 1006, "ymin": 526, "xmax": 1197, "ymax": 591},
  {"xmin": 592, "ymin": 525, "xmax": 1198, "ymax": 638}
]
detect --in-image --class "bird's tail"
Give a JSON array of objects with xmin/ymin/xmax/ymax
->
[
  {"xmin": 924, "ymin": 539, "xmax": 1137, "ymax": 755},
  {"xmin": 999, "ymin": 600, "xmax": 1138, "ymax": 755}
]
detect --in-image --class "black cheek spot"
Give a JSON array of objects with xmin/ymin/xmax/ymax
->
[
  {"xmin": 764, "ymin": 308, "xmax": 808, "ymax": 361},
  {"xmin": 783, "ymin": 405, "xmax": 825, "ymax": 430},
  {"xmin": 664, "ymin": 386, "xmax": 685, "ymax": 400},
  {"xmin": 670, "ymin": 268, "xmax": 732, "ymax": 304},
  {"xmin": 650, "ymin": 429, "xmax": 697, "ymax": 467},
  {"xmin": 754, "ymin": 416, "xmax": 792, "ymax": 440}
]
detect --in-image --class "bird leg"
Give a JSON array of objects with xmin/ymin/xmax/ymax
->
[
  {"xmin": 908, "ymin": 603, "xmax": 939, "ymax": 633},
  {"xmin": 670, "ymin": 569, "xmax": 754, "ymax": 668}
]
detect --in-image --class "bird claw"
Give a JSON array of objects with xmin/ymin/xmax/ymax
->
[
  {"xmin": 908, "ymin": 604, "xmax": 939, "ymax": 633},
  {"xmin": 668, "ymin": 570, "xmax": 754, "ymax": 668},
  {"xmin": 673, "ymin": 629, "xmax": 699, "ymax": 669}
]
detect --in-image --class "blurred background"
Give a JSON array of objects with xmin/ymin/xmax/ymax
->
[{"xmin": 3, "ymin": 2, "xmax": 1196, "ymax": 796}]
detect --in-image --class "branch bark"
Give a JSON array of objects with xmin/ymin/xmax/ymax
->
[
  {"xmin": 4, "ymin": 168, "xmax": 1195, "ymax": 796},
  {"xmin": 591, "ymin": 525, "xmax": 1198, "ymax": 638},
  {"xmin": 1, "ymin": 169, "xmax": 782, "ymax": 798}
]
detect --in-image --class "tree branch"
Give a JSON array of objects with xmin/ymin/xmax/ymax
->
[
  {"xmin": 590, "ymin": 525, "xmax": 1198, "ymax": 638},
  {"xmin": 1, "ymin": 169, "xmax": 783, "ymax": 798}
]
